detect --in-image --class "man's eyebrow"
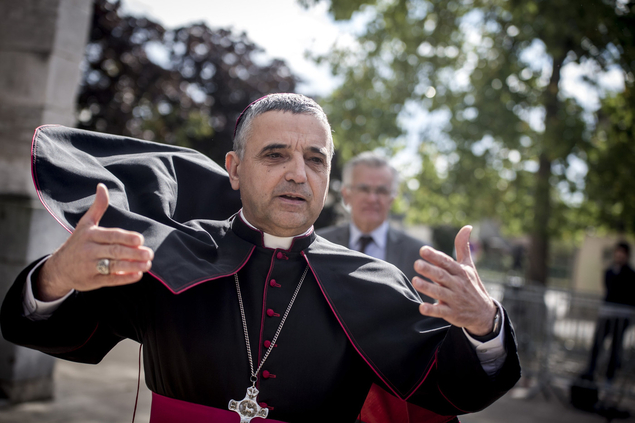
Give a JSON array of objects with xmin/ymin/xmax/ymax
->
[
  {"xmin": 259, "ymin": 143, "xmax": 289, "ymax": 154},
  {"xmin": 307, "ymin": 146, "xmax": 328, "ymax": 157},
  {"xmin": 258, "ymin": 144, "xmax": 328, "ymax": 157}
]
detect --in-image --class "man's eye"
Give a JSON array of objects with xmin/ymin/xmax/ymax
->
[
  {"xmin": 376, "ymin": 187, "xmax": 391, "ymax": 196},
  {"xmin": 309, "ymin": 157, "xmax": 324, "ymax": 164}
]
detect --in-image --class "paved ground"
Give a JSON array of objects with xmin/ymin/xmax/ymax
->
[
  {"xmin": 0, "ymin": 340, "xmax": 152, "ymax": 423},
  {"xmin": 0, "ymin": 339, "xmax": 634, "ymax": 422}
]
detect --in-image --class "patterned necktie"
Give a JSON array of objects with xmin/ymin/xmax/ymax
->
[{"xmin": 358, "ymin": 235, "xmax": 374, "ymax": 254}]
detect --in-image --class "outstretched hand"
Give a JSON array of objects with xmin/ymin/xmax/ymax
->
[
  {"xmin": 413, "ymin": 225, "xmax": 496, "ymax": 336},
  {"xmin": 36, "ymin": 184, "xmax": 153, "ymax": 301}
]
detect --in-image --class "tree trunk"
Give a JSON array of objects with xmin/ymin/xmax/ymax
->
[
  {"xmin": 527, "ymin": 152, "xmax": 552, "ymax": 285},
  {"xmin": 526, "ymin": 52, "xmax": 566, "ymax": 285}
]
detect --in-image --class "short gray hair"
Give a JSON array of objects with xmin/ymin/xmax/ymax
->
[
  {"xmin": 342, "ymin": 152, "xmax": 399, "ymax": 193},
  {"xmin": 233, "ymin": 93, "xmax": 334, "ymax": 159}
]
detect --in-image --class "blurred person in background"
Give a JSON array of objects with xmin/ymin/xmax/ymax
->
[
  {"xmin": 318, "ymin": 152, "xmax": 431, "ymax": 301},
  {"xmin": 583, "ymin": 242, "xmax": 635, "ymax": 382}
]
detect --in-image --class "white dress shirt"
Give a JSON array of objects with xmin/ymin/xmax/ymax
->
[{"xmin": 349, "ymin": 221, "xmax": 389, "ymax": 260}]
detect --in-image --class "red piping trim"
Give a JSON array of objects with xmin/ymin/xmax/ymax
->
[
  {"xmin": 437, "ymin": 386, "xmax": 468, "ymax": 414},
  {"xmin": 61, "ymin": 323, "xmax": 101, "ymax": 353},
  {"xmin": 132, "ymin": 343, "xmax": 142, "ymax": 423},
  {"xmin": 30, "ymin": 125, "xmax": 256, "ymax": 296},
  {"xmin": 433, "ymin": 350, "xmax": 469, "ymax": 414},
  {"xmin": 303, "ymin": 251, "xmax": 440, "ymax": 400},
  {"xmin": 237, "ymin": 212, "xmax": 268, "ymax": 249},
  {"xmin": 257, "ymin": 252, "xmax": 278, "ymax": 386},
  {"xmin": 31, "ymin": 125, "xmax": 74, "ymax": 235},
  {"xmin": 302, "ymin": 251, "xmax": 406, "ymax": 399},
  {"xmin": 286, "ymin": 227, "xmax": 314, "ymax": 251},
  {"xmin": 236, "ymin": 212, "xmax": 315, "ymax": 252},
  {"xmin": 404, "ymin": 350, "xmax": 437, "ymax": 401},
  {"xmin": 148, "ymin": 246, "xmax": 256, "ymax": 295}
]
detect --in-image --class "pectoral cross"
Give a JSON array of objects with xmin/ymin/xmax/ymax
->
[{"xmin": 228, "ymin": 386, "xmax": 269, "ymax": 423}]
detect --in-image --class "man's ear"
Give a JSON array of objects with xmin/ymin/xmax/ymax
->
[
  {"xmin": 225, "ymin": 152, "xmax": 241, "ymax": 191},
  {"xmin": 341, "ymin": 186, "xmax": 351, "ymax": 206}
]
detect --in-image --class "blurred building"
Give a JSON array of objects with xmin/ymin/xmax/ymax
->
[{"xmin": 572, "ymin": 234, "xmax": 635, "ymax": 294}]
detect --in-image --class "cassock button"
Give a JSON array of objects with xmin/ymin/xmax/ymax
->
[
  {"xmin": 260, "ymin": 402, "xmax": 268, "ymax": 408},
  {"xmin": 276, "ymin": 252, "xmax": 286, "ymax": 260},
  {"xmin": 264, "ymin": 340, "xmax": 271, "ymax": 348},
  {"xmin": 267, "ymin": 308, "xmax": 275, "ymax": 317},
  {"xmin": 269, "ymin": 279, "xmax": 279, "ymax": 287},
  {"xmin": 262, "ymin": 370, "xmax": 270, "ymax": 378}
]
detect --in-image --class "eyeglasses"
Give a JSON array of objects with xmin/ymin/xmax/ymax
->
[{"xmin": 349, "ymin": 184, "xmax": 394, "ymax": 198}]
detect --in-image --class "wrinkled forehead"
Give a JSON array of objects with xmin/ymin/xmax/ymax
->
[
  {"xmin": 248, "ymin": 111, "xmax": 331, "ymax": 150},
  {"xmin": 235, "ymin": 94, "xmax": 334, "ymax": 158}
]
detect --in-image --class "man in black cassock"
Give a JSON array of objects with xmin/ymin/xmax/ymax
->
[{"xmin": 1, "ymin": 94, "xmax": 520, "ymax": 423}]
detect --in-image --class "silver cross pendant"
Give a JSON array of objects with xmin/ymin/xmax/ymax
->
[{"xmin": 228, "ymin": 386, "xmax": 269, "ymax": 423}]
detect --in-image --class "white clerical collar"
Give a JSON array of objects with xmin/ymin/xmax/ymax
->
[
  {"xmin": 349, "ymin": 220, "xmax": 389, "ymax": 250},
  {"xmin": 239, "ymin": 209, "xmax": 313, "ymax": 250}
]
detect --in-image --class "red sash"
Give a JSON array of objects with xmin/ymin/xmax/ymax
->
[
  {"xmin": 358, "ymin": 384, "xmax": 458, "ymax": 423},
  {"xmin": 149, "ymin": 393, "xmax": 286, "ymax": 423},
  {"xmin": 150, "ymin": 388, "xmax": 457, "ymax": 423}
]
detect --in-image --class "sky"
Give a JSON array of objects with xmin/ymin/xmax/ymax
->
[{"xmin": 123, "ymin": 0, "xmax": 352, "ymax": 96}]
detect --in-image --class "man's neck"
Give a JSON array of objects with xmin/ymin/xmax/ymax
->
[
  {"xmin": 612, "ymin": 263, "xmax": 627, "ymax": 274},
  {"xmin": 351, "ymin": 218, "xmax": 385, "ymax": 234},
  {"xmin": 351, "ymin": 219, "xmax": 387, "ymax": 235},
  {"xmin": 239, "ymin": 210, "xmax": 311, "ymax": 249},
  {"xmin": 350, "ymin": 221, "xmax": 389, "ymax": 247}
]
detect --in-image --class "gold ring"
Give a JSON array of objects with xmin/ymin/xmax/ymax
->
[{"xmin": 96, "ymin": 258, "xmax": 110, "ymax": 275}]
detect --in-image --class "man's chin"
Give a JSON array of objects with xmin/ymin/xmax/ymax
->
[
  {"xmin": 275, "ymin": 200, "xmax": 316, "ymax": 216},
  {"xmin": 267, "ymin": 213, "xmax": 315, "ymax": 237},
  {"xmin": 359, "ymin": 213, "xmax": 383, "ymax": 224},
  {"xmin": 355, "ymin": 217, "xmax": 384, "ymax": 233}
]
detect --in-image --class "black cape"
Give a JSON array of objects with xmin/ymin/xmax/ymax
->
[{"xmin": 12, "ymin": 125, "xmax": 520, "ymax": 413}]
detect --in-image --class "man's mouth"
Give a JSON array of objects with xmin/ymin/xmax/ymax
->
[{"xmin": 279, "ymin": 194, "xmax": 307, "ymax": 201}]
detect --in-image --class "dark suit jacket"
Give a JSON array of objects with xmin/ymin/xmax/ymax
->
[{"xmin": 318, "ymin": 223, "xmax": 429, "ymax": 296}]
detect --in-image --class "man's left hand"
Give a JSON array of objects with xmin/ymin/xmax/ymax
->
[{"xmin": 413, "ymin": 225, "xmax": 497, "ymax": 337}]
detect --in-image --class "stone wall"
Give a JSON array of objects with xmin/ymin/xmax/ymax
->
[{"xmin": 0, "ymin": 0, "xmax": 92, "ymax": 403}]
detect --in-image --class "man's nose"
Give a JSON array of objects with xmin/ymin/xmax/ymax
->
[
  {"xmin": 364, "ymin": 189, "xmax": 382, "ymax": 201},
  {"xmin": 285, "ymin": 155, "xmax": 308, "ymax": 183}
]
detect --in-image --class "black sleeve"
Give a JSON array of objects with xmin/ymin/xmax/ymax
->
[
  {"xmin": 404, "ymin": 312, "xmax": 521, "ymax": 415},
  {"xmin": 366, "ymin": 310, "xmax": 520, "ymax": 417},
  {"xmin": 1, "ymin": 258, "xmax": 148, "ymax": 364}
]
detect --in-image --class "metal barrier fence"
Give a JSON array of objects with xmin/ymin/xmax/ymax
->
[{"xmin": 484, "ymin": 281, "xmax": 635, "ymax": 406}]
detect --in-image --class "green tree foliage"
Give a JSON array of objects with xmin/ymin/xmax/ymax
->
[
  {"xmin": 309, "ymin": 0, "xmax": 635, "ymax": 284},
  {"xmin": 586, "ymin": 87, "xmax": 635, "ymax": 234},
  {"xmin": 77, "ymin": 0, "xmax": 297, "ymax": 166}
]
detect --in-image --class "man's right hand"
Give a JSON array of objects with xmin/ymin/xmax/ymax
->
[{"xmin": 36, "ymin": 183, "xmax": 154, "ymax": 301}]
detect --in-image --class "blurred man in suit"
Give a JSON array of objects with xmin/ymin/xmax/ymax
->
[{"xmin": 319, "ymin": 152, "xmax": 430, "ymax": 297}]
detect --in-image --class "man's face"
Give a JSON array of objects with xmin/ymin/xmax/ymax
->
[
  {"xmin": 226, "ymin": 111, "xmax": 331, "ymax": 237},
  {"xmin": 614, "ymin": 248, "xmax": 629, "ymax": 267},
  {"xmin": 342, "ymin": 164, "xmax": 395, "ymax": 233}
]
